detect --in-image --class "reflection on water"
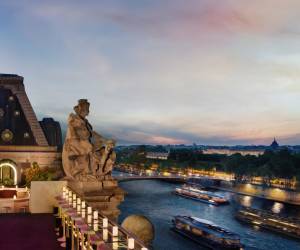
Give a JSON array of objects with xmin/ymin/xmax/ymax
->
[
  {"xmin": 272, "ymin": 202, "xmax": 284, "ymax": 214},
  {"xmin": 241, "ymin": 195, "xmax": 252, "ymax": 207},
  {"xmin": 238, "ymin": 196, "xmax": 285, "ymax": 214},
  {"xmin": 118, "ymin": 180, "xmax": 300, "ymax": 250}
]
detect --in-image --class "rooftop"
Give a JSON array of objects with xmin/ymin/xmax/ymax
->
[
  {"xmin": 0, "ymin": 74, "xmax": 24, "ymax": 84},
  {"xmin": 0, "ymin": 73, "xmax": 22, "ymax": 77}
]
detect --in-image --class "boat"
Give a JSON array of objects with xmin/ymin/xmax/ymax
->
[
  {"xmin": 181, "ymin": 183, "xmax": 204, "ymax": 192},
  {"xmin": 171, "ymin": 215, "xmax": 244, "ymax": 250},
  {"xmin": 173, "ymin": 185, "xmax": 229, "ymax": 205},
  {"xmin": 236, "ymin": 207, "xmax": 300, "ymax": 239}
]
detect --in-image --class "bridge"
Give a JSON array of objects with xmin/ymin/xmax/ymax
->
[
  {"xmin": 114, "ymin": 173, "xmax": 225, "ymax": 188},
  {"xmin": 115, "ymin": 175, "xmax": 188, "ymax": 183}
]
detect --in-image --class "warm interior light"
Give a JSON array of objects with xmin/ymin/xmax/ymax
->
[{"xmin": 0, "ymin": 162, "xmax": 18, "ymax": 185}]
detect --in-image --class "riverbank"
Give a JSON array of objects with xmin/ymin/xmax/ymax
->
[
  {"xmin": 211, "ymin": 185, "xmax": 300, "ymax": 206},
  {"xmin": 189, "ymin": 178, "xmax": 300, "ymax": 206}
]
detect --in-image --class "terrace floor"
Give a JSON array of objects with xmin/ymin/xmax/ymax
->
[{"xmin": 0, "ymin": 214, "xmax": 63, "ymax": 250}]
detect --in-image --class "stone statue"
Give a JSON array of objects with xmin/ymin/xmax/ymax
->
[
  {"xmin": 63, "ymin": 99, "xmax": 124, "ymax": 221},
  {"xmin": 62, "ymin": 99, "xmax": 116, "ymax": 181}
]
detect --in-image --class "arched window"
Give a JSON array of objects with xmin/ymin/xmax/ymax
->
[{"xmin": 0, "ymin": 161, "xmax": 17, "ymax": 185}]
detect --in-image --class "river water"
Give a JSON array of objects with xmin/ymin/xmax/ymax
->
[{"xmin": 118, "ymin": 179, "xmax": 300, "ymax": 250}]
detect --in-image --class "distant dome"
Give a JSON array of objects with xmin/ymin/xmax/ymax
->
[{"xmin": 270, "ymin": 138, "xmax": 279, "ymax": 148}]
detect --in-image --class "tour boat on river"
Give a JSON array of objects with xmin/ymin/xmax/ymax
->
[
  {"xmin": 236, "ymin": 207, "xmax": 300, "ymax": 239},
  {"xmin": 174, "ymin": 185, "xmax": 229, "ymax": 205},
  {"xmin": 172, "ymin": 216, "xmax": 244, "ymax": 250}
]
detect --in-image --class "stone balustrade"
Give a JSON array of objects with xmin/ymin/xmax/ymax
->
[{"xmin": 56, "ymin": 186, "xmax": 148, "ymax": 250}]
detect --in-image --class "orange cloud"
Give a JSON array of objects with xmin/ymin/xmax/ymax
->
[{"xmin": 150, "ymin": 136, "xmax": 187, "ymax": 145}]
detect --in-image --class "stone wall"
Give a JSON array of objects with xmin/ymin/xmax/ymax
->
[
  {"xmin": 30, "ymin": 181, "xmax": 67, "ymax": 213},
  {"xmin": 0, "ymin": 145, "xmax": 62, "ymax": 184}
]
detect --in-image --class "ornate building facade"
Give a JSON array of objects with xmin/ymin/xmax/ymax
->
[{"xmin": 0, "ymin": 74, "xmax": 62, "ymax": 185}]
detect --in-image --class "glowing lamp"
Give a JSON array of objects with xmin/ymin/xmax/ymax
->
[
  {"xmin": 103, "ymin": 229, "xmax": 108, "ymax": 241},
  {"xmin": 112, "ymin": 226, "xmax": 118, "ymax": 237},
  {"xmin": 93, "ymin": 220, "xmax": 99, "ymax": 231},
  {"xmin": 128, "ymin": 238, "xmax": 135, "ymax": 249},
  {"xmin": 87, "ymin": 215, "xmax": 92, "ymax": 224},
  {"xmin": 87, "ymin": 206, "xmax": 92, "ymax": 214},
  {"xmin": 103, "ymin": 218, "xmax": 108, "ymax": 228}
]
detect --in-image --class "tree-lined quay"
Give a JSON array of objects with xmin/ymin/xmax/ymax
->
[{"xmin": 116, "ymin": 146, "xmax": 300, "ymax": 190}]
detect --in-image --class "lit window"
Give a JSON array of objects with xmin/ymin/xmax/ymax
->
[
  {"xmin": 14, "ymin": 110, "xmax": 20, "ymax": 116},
  {"xmin": 24, "ymin": 132, "xmax": 30, "ymax": 138},
  {"xmin": 8, "ymin": 96, "xmax": 14, "ymax": 101}
]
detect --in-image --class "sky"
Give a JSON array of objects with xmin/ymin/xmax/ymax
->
[{"xmin": 1, "ymin": 0, "xmax": 300, "ymax": 145}]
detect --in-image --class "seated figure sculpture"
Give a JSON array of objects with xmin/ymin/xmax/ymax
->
[
  {"xmin": 62, "ymin": 99, "xmax": 116, "ymax": 181},
  {"xmin": 92, "ymin": 139, "xmax": 116, "ymax": 179}
]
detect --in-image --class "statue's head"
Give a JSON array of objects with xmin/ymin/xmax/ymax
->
[{"xmin": 74, "ymin": 99, "xmax": 90, "ymax": 118}]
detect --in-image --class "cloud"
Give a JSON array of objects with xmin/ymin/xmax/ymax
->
[
  {"xmin": 1, "ymin": 0, "xmax": 300, "ymax": 145},
  {"xmin": 9, "ymin": 0, "xmax": 300, "ymax": 40}
]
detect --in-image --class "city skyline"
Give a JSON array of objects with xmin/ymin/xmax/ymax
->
[{"xmin": 1, "ymin": 1, "xmax": 300, "ymax": 145}]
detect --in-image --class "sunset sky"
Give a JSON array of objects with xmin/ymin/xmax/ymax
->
[{"xmin": 1, "ymin": 0, "xmax": 300, "ymax": 145}]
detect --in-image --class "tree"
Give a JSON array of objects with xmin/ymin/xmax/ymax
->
[{"xmin": 24, "ymin": 162, "xmax": 54, "ymax": 187}]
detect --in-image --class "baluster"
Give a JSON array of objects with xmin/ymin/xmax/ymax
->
[
  {"xmin": 112, "ymin": 226, "xmax": 119, "ymax": 250},
  {"xmin": 76, "ymin": 198, "xmax": 81, "ymax": 214},
  {"xmin": 80, "ymin": 201, "xmax": 86, "ymax": 249},
  {"xmin": 93, "ymin": 211, "xmax": 98, "ymax": 232},
  {"xmin": 81, "ymin": 201, "xmax": 86, "ymax": 218},
  {"xmin": 72, "ymin": 194, "xmax": 77, "ymax": 209},
  {"xmin": 87, "ymin": 207, "xmax": 92, "ymax": 225},
  {"xmin": 68, "ymin": 190, "xmax": 72, "ymax": 206},
  {"xmin": 112, "ymin": 226, "xmax": 118, "ymax": 237},
  {"xmin": 102, "ymin": 217, "xmax": 108, "ymax": 243},
  {"xmin": 63, "ymin": 186, "xmax": 67, "ymax": 199},
  {"xmin": 102, "ymin": 218, "xmax": 108, "ymax": 228},
  {"xmin": 103, "ymin": 228, "xmax": 108, "ymax": 242}
]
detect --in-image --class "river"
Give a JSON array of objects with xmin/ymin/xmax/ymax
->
[{"xmin": 118, "ymin": 179, "xmax": 300, "ymax": 250}]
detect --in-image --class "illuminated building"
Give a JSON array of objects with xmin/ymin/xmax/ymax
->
[
  {"xmin": 146, "ymin": 152, "xmax": 169, "ymax": 160},
  {"xmin": 202, "ymin": 148, "xmax": 264, "ymax": 156}
]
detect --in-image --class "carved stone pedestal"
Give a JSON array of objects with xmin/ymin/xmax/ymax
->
[{"xmin": 68, "ymin": 179, "xmax": 125, "ymax": 221}]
